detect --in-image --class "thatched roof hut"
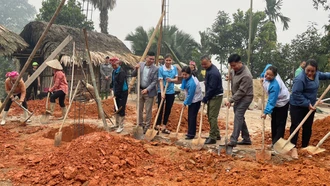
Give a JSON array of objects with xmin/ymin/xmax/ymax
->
[
  {"xmin": 19, "ymin": 21, "xmax": 139, "ymax": 66},
  {"xmin": 0, "ymin": 24, "xmax": 28, "ymax": 56}
]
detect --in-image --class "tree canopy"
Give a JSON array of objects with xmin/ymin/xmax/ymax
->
[
  {"xmin": 36, "ymin": 0, "xmax": 94, "ymax": 30},
  {"xmin": 0, "ymin": 0, "xmax": 36, "ymax": 33}
]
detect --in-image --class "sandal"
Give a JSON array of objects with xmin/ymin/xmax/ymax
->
[{"xmin": 162, "ymin": 128, "xmax": 171, "ymax": 134}]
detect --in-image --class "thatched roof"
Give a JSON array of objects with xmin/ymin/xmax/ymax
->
[
  {"xmin": 20, "ymin": 21, "xmax": 140, "ymax": 66},
  {"xmin": 0, "ymin": 24, "xmax": 28, "ymax": 56}
]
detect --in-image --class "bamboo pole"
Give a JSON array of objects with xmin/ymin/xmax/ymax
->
[
  {"xmin": 0, "ymin": 0, "xmax": 66, "ymax": 114},
  {"xmin": 69, "ymin": 42, "xmax": 75, "ymax": 101},
  {"xmin": 247, "ymin": 0, "xmax": 253, "ymax": 69},
  {"xmin": 83, "ymin": 29, "xmax": 107, "ymax": 129},
  {"xmin": 155, "ymin": 0, "xmax": 165, "ymax": 66}
]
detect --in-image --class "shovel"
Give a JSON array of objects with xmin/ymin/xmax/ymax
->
[
  {"xmin": 54, "ymin": 81, "xmax": 81, "ymax": 147},
  {"xmin": 13, "ymin": 99, "xmax": 34, "ymax": 125},
  {"xmin": 191, "ymin": 104, "xmax": 205, "ymax": 150},
  {"xmin": 170, "ymin": 105, "xmax": 185, "ymax": 141},
  {"xmin": 144, "ymin": 83, "xmax": 169, "ymax": 141},
  {"xmin": 305, "ymin": 131, "xmax": 330, "ymax": 154},
  {"xmin": 273, "ymin": 85, "xmax": 330, "ymax": 154},
  {"xmin": 256, "ymin": 89, "xmax": 271, "ymax": 161},
  {"xmin": 219, "ymin": 69, "xmax": 233, "ymax": 155},
  {"xmin": 40, "ymin": 77, "xmax": 53, "ymax": 124}
]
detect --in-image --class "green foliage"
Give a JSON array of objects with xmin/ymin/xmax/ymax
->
[
  {"xmin": 89, "ymin": 0, "xmax": 117, "ymax": 34},
  {"xmin": 36, "ymin": 0, "xmax": 94, "ymax": 30},
  {"xmin": 313, "ymin": 0, "xmax": 330, "ymax": 10},
  {"xmin": 264, "ymin": 0, "xmax": 291, "ymax": 30},
  {"xmin": 125, "ymin": 25, "xmax": 198, "ymax": 63},
  {"xmin": 0, "ymin": 0, "xmax": 36, "ymax": 33}
]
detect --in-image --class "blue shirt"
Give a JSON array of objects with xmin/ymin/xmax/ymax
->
[
  {"xmin": 290, "ymin": 71, "xmax": 330, "ymax": 107},
  {"xmin": 264, "ymin": 79, "xmax": 280, "ymax": 114},
  {"xmin": 158, "ymin": 65, "xmax": 178, "ymax": 94},
  {"xmin": 181, "ymin": 75, "xmax": 203, "ymax": 106}
]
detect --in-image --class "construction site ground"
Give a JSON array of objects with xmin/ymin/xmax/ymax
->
[{"xmin": 0, "ymin": 94, "xmax": 330, "ymax": 185}]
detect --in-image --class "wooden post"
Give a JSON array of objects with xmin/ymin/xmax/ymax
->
[
  {"xmin": 247, "ymin": 0, "xmax": 253, "ymax": 69},
  {"xmin": 69, "ymin": 42, "xmax": 75, "ymax": 101},
  {"xmin": 24, "ymin": 35, "xmax": 73, "ymax": 88},
  {"xmin": 0, "ymin": 0, "xmax": 66, "ymax": 113},
  {"xmin": 83, "ymin": 29, "xmax": 107, "ymax": 129},
  {"xmin": 155, "ymin": 0, "xmax": 165, "ymax": 66}
]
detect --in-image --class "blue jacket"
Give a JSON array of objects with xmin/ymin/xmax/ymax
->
[
  {"xmin": 290, "ymin": 71, "xmax": 330, "ymax": 107},
  {"xmin": 181, "ymin": 75, "xmax": 203, "ymax": 106},
  {"xmin": 203, "ymin": 64, "xmax": 223, "ymax": 102},
  {"xmin": 264, "ymin": 79, "xmax": 280, "ymax": 114}
]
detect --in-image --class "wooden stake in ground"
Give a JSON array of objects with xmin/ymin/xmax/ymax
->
[
  {"xmin": 83, "ymin": 29, "xmax": 107, "ymax": 129},
  {"xmin": 69, "ymin": 42, "xmax": 75, "ymax": 101},
  {"xmin": 0, "ymin": 0, "xmax": 67, "ymax": 114},
  {"xmin": 132, "ymin": 11, "xmax": 166, "ymax": 140},
  {"xmin": 54, "ymin": 81, "xmax": 81, "ymax": 147}
]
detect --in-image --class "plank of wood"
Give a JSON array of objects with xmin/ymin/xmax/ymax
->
[{"xmin": 24, "ymin": 35, "xmax": 73, "ymax": 88}]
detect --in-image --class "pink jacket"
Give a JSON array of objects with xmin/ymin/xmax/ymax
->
[{"xmin": 49, "ymin": 70, "xmax": 68, "ymax": 95}]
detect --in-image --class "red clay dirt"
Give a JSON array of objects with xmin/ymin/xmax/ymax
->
[{"xmin": 1, "ymin": 100, "xmax": 330, "ymax": 185}]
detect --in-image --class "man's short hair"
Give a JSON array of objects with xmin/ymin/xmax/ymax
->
[
  {"xmin": 147, "ymin": 51, "xmax": 155, "ymax": 56},
  {"xmin": 200, "ymin": 55, "xmax": 211, "ymax": 61},
  {"xmin": 228, "ymin": 54, "xmax": 241, "ymax": 63},
  {"xmin": 105, "ymin": 56, "xmax": 109, "ymax": 59}
]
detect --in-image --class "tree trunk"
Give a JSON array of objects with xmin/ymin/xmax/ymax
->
[{"xmin": 100, "ymin": 9, "xmax": 109, "ymax": 34}]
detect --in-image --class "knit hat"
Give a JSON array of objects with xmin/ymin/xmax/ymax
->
[
  {"xmin": 6, "ymin": 71, "xmax": 19, "ymax": 78},
  {"xmin": 46, "ymin": 59, "xmax": 63, "ymax": 70},
  {"xmin": 110, "ymin": 57, "xmax": 119, "ymax": 64}
]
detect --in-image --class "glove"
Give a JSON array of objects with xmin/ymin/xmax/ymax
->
[{"xmin": 202, "ymin": 97, "xmax": 208, "ymax": 104}]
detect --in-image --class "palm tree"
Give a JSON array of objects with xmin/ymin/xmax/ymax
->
[
  {"xmin": 125, "ymin": 25, "xmax": 198, "ymax": 63},
  {"xmin": 264, "ymin": 0, "xmax": 290, "ymax": 30},
  {"xmin": 89, "ymin": 0, "xmax": 116, "ymax": 34}
]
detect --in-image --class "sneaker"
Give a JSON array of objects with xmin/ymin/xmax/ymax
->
[
  {"xmin": 26, "ymin": 119, "xmax": 32, "ymax": 123},
  {"xmin": 116, "ymin": 126, "xmax": 124, "ymax": 133},
  {"xmin": 291, "ymin": 148, "xmax": 298, "ymax": 159},
  {"xmin": 0, "ymin": 120, "xmax": 5, "ymax": 125},
  {"xmin": 237, "ymin": 140, "xmax": 252, "ymax": 145}
]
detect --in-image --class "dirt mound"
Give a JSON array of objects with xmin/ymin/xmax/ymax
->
[
  {"xmin": 9, "ymin": 132, "xmax": 157, "ymax": 185},
  {"xmin": 310, "ymin": 116, "xmax": 330, "ymax": 150}
]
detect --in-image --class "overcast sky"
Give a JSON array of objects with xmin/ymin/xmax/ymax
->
[{"xmin": 28, "ymin": 0, "xmax": 329, "ymax": 52}]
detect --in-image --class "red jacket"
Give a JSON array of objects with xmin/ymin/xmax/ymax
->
[{"xmin": 49, "ymin": 70, "xmax": 68, "ymax": 95}]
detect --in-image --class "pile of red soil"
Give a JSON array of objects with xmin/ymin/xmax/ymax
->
[
  {"xmin": 309, "ymin": 116, "xmax": 330, "ymax": 150},
  {"xmin": 9, "ymin": 132, "xmax": 158, "ymax": 185}
]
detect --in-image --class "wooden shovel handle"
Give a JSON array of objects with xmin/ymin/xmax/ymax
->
[
  {"xmin": 287, "ymin": 85, "xmax": 330, "ymax": 142},
  {"xmin": 198, "ymin": 104, "xmax": 204, "ymax": 138},
  {"xmin": 45, "ymin": 77, "xmax": 53, "ymax": 110},
  {"xmin": 113, "ymin": 97, "xmax": 118, "ymax": 111},
  {"xmin": 58, "ymin": 80, "xmax": 81, "ymax": 132},
  {"xmin": 151, "ymin": 83, "xmax": 169, "ymax": 130},
  {"xmin": 175, "ymin": 106, "xmax": 185, "ymax": 134},
  {"xmin": 316, "ymin": 131, "xmax": 330, "ymax": 147}
]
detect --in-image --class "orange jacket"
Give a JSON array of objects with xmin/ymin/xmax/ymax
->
[
  {"xmin": 5, "ymin": 78, "xmax": 26, "ymax": 102},
  {"xmin": 49, "ymin": 70, "xmax": 68, "ymax": 95}
]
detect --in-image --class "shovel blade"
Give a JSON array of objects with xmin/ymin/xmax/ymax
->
[
  {"xmin": 144, "ymin": 129, "xmax": 157, "ymax": 141},
  {"xmin": 191, "ymin": 137, "xmax": 205, "ymax": 150},
  {"xmin": 219, "ymin": 145, "xmax": 233, "ymax": 155},
  {"xmin": 305, "ymin": 146, "xmax": 326, "ymax": 155},
  {"xmin": 40, "ymin": 114, "xmax": 50, "ymax": 124},
  {"xmin": 132, "ymin": 126, "xmax": 144, "ymax": 140},
  {"xmin": 256, "ymin": 149, "xmax": 272, "ymax": 161},
  {"xmin": 54, "ymin": 131, "xmax": 62, "ymax": 147},
  {"xmin": 273, "ymin": 138, "xmax": 295, "ymax": 154}
]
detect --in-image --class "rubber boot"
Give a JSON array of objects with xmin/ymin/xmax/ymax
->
[
  {"xmin": 1, "ymin": 111, "xmax": 8, "ymax": 125},
  {"xmin": 58, "ymin": 107, "xmax": 67, "ymax": 120},
  {"xmin": 101, "ymin": 92, "xmax": 105, "ymax": 100},
  {"xmin": 46, "ymin": 103, "xmax": 56, "ymax": 115},
  {"xmin": 116, "ymin": 116, "xmax": 124, "ymax": 133},
  {"xmin": 23, "ymin": 111, "xmax": 32, "ymax": 123},
  {"xmin": 105, "ymin": 92, "xmax": 108, "ymax": 100}
]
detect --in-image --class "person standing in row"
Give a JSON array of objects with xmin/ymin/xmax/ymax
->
[
  {"xmin": 189, "ymin": 61, "xmax": 198, "ymax": 77},
  {"xmin": 26, "ymin": 62, "xmax": 40, "ymax": 100},
  {"xmin": 111, "ymin": 57, "xmax": 128, "ymax": 133},
  {"xmin": 181, "ymin": 66, "xmax": 203, "ymax": 139},
  {"xmin": 295, "ymin": 61, "xmax": 306, "ymax": 77},
  {"xmin": 156, "ymin": 54, "xmax": 178, "ymax": 134},
  {"xmin": 289, "ymin": 59, "xmax": 330, "ymax": 159},
  {"xmin": 1, "ymin": 71, "xmax": 30, "ymax": 125},
  {"xmin": 225, "ymin": 54, "xmax": 253, "ymax": 147},
  {"xmin": 46, "ymin": 59, "xmax": 68, "ymax": 120},
  {"xmin": 260, "ymin": 64, "xmax": 290, "ymax": 147},
  {"xmin": 200, "ymin": 55, "xmax": 223, "ymax": 144},
  {"xmin": 100, "ymin": 56, "xmax": 113, "ymax": 100},
  {"xmin": 132, "ymin": 51, "xmax": 158, "ymax": 133}
]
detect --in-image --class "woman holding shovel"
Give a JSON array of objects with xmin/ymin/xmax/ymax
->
[
  {"xmin": 260, "ymin": 65, "xmax": 290, "ymax": 147},
  {"xmin": 181, "ymin": 66, "xmax": 203, "ymax": 139},
  {"xmin": 156, "ymin": 54, "xmax": 178, "ymax": 134},
  {"xmin": 45, "ymin": 59, "xmax": 68, "ymax": 120},
  {"xmin": 1, "ymin": 71, "xmax": 30, "ymax": 125},
  {"xmin": 289, "ymin": 59, "xmax": 330, "ymax": 159}
]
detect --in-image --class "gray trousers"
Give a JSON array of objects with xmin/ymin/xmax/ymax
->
[
  {"xmin": 101, "ymin": 79, "xmax": 111, "ymax": 92},
  {"xmin": 138, "ymin": 93, "xmax": 155, "ymax": 128},
  {"xmin": 230, "ymin": 99, "xmax": 252, "ymax": 144}
]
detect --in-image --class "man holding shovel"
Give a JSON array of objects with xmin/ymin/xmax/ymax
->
[
  {"xmin": 200, "ymin": 55, "xmax": 223, "ymax": 145},
  {"xmin": 131, "ymin": 51, "xmax": 158, "ymax": 134},
  {"xmin": 225, "ymin": 54, "xmax": 253, "ymax": 147},
  {"xmin": 1, "ymin": 71, "xmax": 30, "ymax": 125}
]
